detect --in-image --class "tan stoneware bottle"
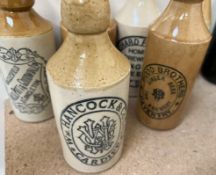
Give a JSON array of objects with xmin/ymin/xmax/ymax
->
[
  {"xmin": 60, "ymin": 19, "xmax": 118, "ymax": 45},
  {"xmin": 115, "ymin": 0, "xmax": 160, "ymax": 98},
  {"xmin": 0, "ymin": 0, "xmax": 56, "ymax": 122},
  {"xmin": 47, "ymin": 0, "xmax": 130, "ymax": 173},
  {"xmin": 137, "ymin": 0, "xmax": 211, "ymax": 130},
  {"xmin": 202, "ymin": 0, "xmax": 211, "ymax": 29}
]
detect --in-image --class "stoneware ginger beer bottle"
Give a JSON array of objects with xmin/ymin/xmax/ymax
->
[
  {"xmin": 47, "ymin": 0, "xmax": 130, "ymax": 173},
  {"xmin": 137, "ymin": 0, "xmax": 211, "ymax": 130},
  {"xmin": 115, "ymin": 0, "xmax": 160, "ymax": 98},
  {"xmin": 0, "ymin": 0, "xmax": 56, "ymax": 122}
]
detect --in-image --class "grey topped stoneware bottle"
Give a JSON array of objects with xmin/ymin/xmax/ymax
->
[{"xmin": 46, "ymin": 0, "xmax": 130, "ymax": 173}]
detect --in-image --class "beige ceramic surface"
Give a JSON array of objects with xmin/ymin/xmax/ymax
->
[
  {"xmin": 202, "ymin": 0, "xmax": 211, "ymax": 29},
  {"xmin": 47, "ymin": 32, "xmax": 129, "ymax": 89},
  {"xmin": 60, "ymin": 22, "xmax": 67, "ymax": 41},
  {"xmin": 5, "ymin": 76, "xmax": 216, "ymax": 175},
  {"xmin": 60, "ymin": 19, "xmax": 118, "ymax": 45},
  {"xmin": 0, "ymin": 9, "xmax": 53, "ymax": 36},
  {"xmin": 47, "ymin": 0, "xmax": 130, "ymax": 173},
  {"xmin": 61, "ymin": 0, "xmax": 110, "ymax": 34},
  {"xmin": 137, "ymin": 0, "xmax": 211, "ymax": 130}
]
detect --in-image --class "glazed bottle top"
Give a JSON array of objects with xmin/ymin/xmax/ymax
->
[
  {"xmin": 47, "ymin": 32, "xmax": 130, "ymax": 89},
  {"xmin": 61, "ymin": 0, "xmax": 110, "ymax": 34},
  {"xmin": 48, "ymin": 0, "xmax": 130, "ymax": 89},
  {"xmin": 151, "ymin": 0, "xmax": 211, "ymax": 43},
  {"xmin": 0, "ymin": 0, "xmax": 52, "ymax": 36},
  {"xmin": 0, "ymin": 0, "xmax": 34, "ymax": 11},
  {"xmin": 115, "ymin": 0, "xmax": 160, "ymax": 27}
]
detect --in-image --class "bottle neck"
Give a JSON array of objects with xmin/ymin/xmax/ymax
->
[
  {"xmin": 0, "ymin": 0, "xmax": 34, "ymax": 12},
  {"xmin": 65, "ymin": 32, "xmax": 112, "ymax": 51},
  {"xmin": 152, "ymin": 0, "xmax": 210, "ymax": 42},
  {"xmin": 166, "ymin": 0, "xmax": 204, "ymax": 23}
]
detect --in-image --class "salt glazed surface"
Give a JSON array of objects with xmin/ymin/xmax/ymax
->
[{"xmin": 47, "ymin": 0, "xmax": 130, "ymax": 173}]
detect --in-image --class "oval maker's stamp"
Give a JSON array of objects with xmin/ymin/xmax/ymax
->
[
  {"xmin": 60, "ymin": 97, "xmax": 127, "ymax": 166},
  {"xmin": 118, "ymin": 36, "xmax": 147, "ymax": 89},
  {"xmin": 139, "ymin": 64, "xmax": 187, "ymax": 119}
]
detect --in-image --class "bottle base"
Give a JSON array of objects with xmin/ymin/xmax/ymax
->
[
  {"xmin": 137, "ymin": 116, "xmax": 181, "ymax": 131},
  {"xmin": 14, "ymin": 114, "xmax": 54, "ymax": 123},
  {"xmin": 136, "ymin": 109, "xmax": 182, "ymax": 131}
]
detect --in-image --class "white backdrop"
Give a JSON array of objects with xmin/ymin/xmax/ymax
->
[
  {"xmin": 34, "ymin": 0, "xmax": 215, "ymax": 46},
  {"xmin": 34, "ymin": 0, "xmax": 171, "ymax": 45},
  {"xmin": 0, "ymin": 0, "xmax": 215, "ymax": 174}
]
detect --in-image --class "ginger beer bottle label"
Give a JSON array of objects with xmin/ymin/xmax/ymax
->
[
  {"xmin": 118, "ymin": 35, "xmax": 147, "ymax": 97},
  {"xmin": 47, "ymin": 73, "xmax": 129, "ymax": 171},
  {"xmin": 0, "ymin": 31, "xmax": 55, "ymax": 122}
]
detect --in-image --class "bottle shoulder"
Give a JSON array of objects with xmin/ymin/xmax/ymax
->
[
  {"xmin": 150, "ymin": 3, "xmax": 211, "ymax": 43},
  {"xmin": 47, "ymin": 33, "xmax": 130, "ymax": 89},
  {"xmin": 0, "ymin": 9, "xmax": 53, "ymax": 37}
]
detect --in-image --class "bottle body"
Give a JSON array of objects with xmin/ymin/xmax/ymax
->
[
  {"xmin": 47, "ymin": 32, "xmax": 130, "ymax": 173},
  {"xmin": 202, "ymin": 25, "xmax": 216, "ymax": 83},
  {"xmin": 116, "ymin": 0, "xmax": 160, "ymax": 98},
  {"xmin": 47, "ymin": 74, "xmax": 129, "ymax": 173},
  {"xmin": 0, "ymin": 9, "xmax": 56, "ymax": 122},
  {"xmin": 137, "ymin": 0, "xmax": 211, "ymax": 130}
]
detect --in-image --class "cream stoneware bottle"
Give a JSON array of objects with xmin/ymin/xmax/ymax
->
[
  {"xmin": 0, "ymin": 0, "xmax": 56, "ymax": 122},
  {"xmin": 116, "ymin": 0, "xmax": 160, "ymax": 98},
  {"xmin": 137, "ymin": 0, "xmax": 211, "ymax": 130},
  {"xmin": 47, "ymin": 0, "xmax": 130, "ymax": 173}
]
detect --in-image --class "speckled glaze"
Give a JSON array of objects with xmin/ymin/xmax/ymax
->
[
  {"xmin": 47, "ymin": 0, "xmax": 130, "ymax": 173},
  {"xmin": 0, "ymin": 0, "xmax": 56, "ymax": 122},
  {"xmin": 61, "ymin": 0, "xmax": 110, "ymax": 34},
  {"xmin": 60, "ymin": 19, "xmax": 118, "ymax": 45},
  {"xmin": 137, "ymin": 0, "xmax": 211, "ymax": 130},
  {"xmin": 48, "ymin": 32, "xmax": 129, "ymax": 89}
]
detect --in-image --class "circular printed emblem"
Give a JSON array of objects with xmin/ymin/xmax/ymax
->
[
  {"xmin": 60, "ymin": 97, "xmax": 127, "ymax": 166},
  {"xmin": 0, "ymin": 47, "xmax": 50, "ymax": 114},
  {"xmin": 118, "ymin": 36, "xmax": 147, "ymax": 89},
  {"xmin": 139, "ymin": 64, "xmax": 187, "ymax": 119}
]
